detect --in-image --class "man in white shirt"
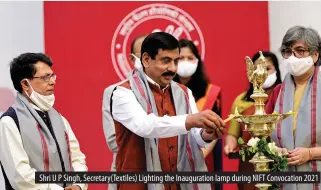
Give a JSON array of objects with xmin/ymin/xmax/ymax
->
[
  {"xmin": 0, "ymin": 53, "xmax": 88, "ymax": 190},
  {"xmin": 103, "ymin": 35, "xmax": 147, "ymax": 190},
  {"xmin": 103, "ymin": 35, "xmax": 147, "ymax": 171},
  {"xmin": 108, "ymin": 32, "xmax": 226, "ymax": 190}
]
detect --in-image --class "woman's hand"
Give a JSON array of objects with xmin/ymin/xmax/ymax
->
[
  {"xmin": 287, "ymin": 148, "xmax": 310, "ymax": 166},
  {"xmin": 224, "ymin": 135, "xmax": 238, "ymax": 155}
]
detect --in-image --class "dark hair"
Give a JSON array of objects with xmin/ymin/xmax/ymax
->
[
  {"xmin": 173, "ymin": 39, "xmax": 210, "ymax": 101},
  {"xmin": 140, "ymin": 32, "xmax": 179, "ymax": 62},
  {"xmin": 243, "ymin": 51, "xmax": 282, "ymax": 102},
  {"xmin": 131, "ymin": 35, "xmax": 147, "ymax": 54},
  {"xmin": 10, "ymin": 53, "xmax": 53, "ymax": 93}
]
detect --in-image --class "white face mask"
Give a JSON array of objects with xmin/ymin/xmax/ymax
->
[
  {"xmin": 283, "ymin": 55, "xmax": 314, "ymax": 76},
  {"xmin": 132, "ymin": 54, "xmax": 143, "ymax": 70},
  {"xmin": 24, "ymin": 79, "xmax": 55, "ymax": 111},
  {"xmin": 263, "ymin": 71, "xmax": 277, "ymax": 89},
  {"xmin": 177, "ymin": 59, "xmax": 198, "ymax": 77}
]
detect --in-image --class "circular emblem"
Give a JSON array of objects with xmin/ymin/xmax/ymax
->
[{"xmin": 111, "ymin": 3, "xmax": 205, "ymax": 80}]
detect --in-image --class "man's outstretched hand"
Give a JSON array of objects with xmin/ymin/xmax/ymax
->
[{"xmin": 186, "ymin": 109, "xmax": 226, "ymax": 139}]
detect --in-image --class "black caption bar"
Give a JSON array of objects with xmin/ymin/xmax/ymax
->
[{"xmin": 35, "ymin": 172, "xmax": 321, "ymax": 184}]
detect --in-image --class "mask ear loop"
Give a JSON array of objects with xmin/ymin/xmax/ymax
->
[
  {"xmin": 132, "ymin": 54, "xmax": 144, "ymax": 71},
  {"xmin": 131, "ymin": 53, "xmax": 140, "ymax": 61},
  {"xmin": 23, "ymin": 79, "xmax": 34, "ymax": 98}
]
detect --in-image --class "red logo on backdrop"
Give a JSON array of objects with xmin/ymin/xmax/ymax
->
[{"xmin": 111, "ymin": 3, "xmax": 205, "ymax": 80}]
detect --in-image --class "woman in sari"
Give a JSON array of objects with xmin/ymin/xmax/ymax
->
[
  {"xmin": 224, "ymin": 51, "xmax": 282, "ymax": 190},
  {"xmin": 266, "ymin": 25, "xmax": 321, "ymax": 190}
]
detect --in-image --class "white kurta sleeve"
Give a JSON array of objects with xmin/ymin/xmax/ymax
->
[
  {"xmin": 111, "ymin": 86, "xmax": 188, "ymax": 138},
  {"xmin": 0, "ymin": 116, "xmax": 64, "ymax": 190}
]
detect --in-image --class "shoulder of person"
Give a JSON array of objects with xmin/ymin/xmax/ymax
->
[
  {"xmin": 0, "ymin": 115, "xmax": 21, "ymax": 137},
  {"xmin": 233, "ymin": 91, "xmax": 247, "ymax": 104},
  {"xmin": 265, "ymin": 83, "xmax": 282, "ymax": 114},
  {"xmin": 207, "ymin": 83, "xmax": 222, "ymax": 91},
  {"xmin": 0, "ymin": 115, "xmax": 16, "ymax": 128},
  {"xmin": 175, "ymin": 82, "xmax": 192, "ymax": 96},
  {"xmin": 52, "ymin": 108, "xmax": 69, "ymax": 126},
  {"xmin": 0, "ymin": 107, "xmax": 19, "ymax": 130},
  {"xmin": 273, "ymin": 83, "xmax": 282, "ymax": 93},
  {"xmin": 269, "ymin": 83, "xmax": 282, "ymax": 102},
  {"xmin": 55, "ymin": 111, "xmax": 68, "ymax": 124},
  {"xmin": 230, "ymin": 91, "xmax": 254, "ymax": 112},
  {"xmin": 57, "ymin": 113, "xmax": 73, "ymax": 132},
  {"xmin": 103, "ymin": 80, "xmax": 129, "ymax": 94},
  {"xmin": 176, "ymin": 82, "xmax": 187, "ymax": 89}
]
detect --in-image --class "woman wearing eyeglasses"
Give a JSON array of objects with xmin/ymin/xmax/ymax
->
[{"xmin": 266, "ymin": 25, "xmax": 321, "ymax": 190}]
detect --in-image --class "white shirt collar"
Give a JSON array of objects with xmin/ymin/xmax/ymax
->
[{"xmin": 145, "ymin": 74, "xmax": 169, "ymax": 91}]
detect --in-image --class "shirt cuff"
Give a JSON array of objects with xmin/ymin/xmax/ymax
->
[{"xmin": 192, "ymin": 128, "xmax": 211, "ymax": 147}]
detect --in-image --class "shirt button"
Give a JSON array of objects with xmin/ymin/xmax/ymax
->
[{"xmin": 169, "ymin": 146, "xmax": 174, "ymax": 151}]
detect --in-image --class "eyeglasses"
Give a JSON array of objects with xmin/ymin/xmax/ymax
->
[
  {"xmin": 32, "ymin": 73, "xmax": 57, "ymax": 82},
  {"xmin": 281, "ymin": 47, "xmax": 310, "ymax": 59}
]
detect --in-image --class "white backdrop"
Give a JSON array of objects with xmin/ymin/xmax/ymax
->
[
  {"xmin": 0, "ymin": 1, "xmax": 44, "ymax": 112},
  {"xmin": 268, "ymin": 1, "xmax": 321, "ymax": 79},
  {"xmin": 0, "ymin": 1, "xmax": 44, "ymax": 188}
]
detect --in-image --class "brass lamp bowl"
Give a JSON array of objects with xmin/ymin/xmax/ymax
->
[{"xmin": 234, "ymin": 112, "xmax": 294, "ymax": 137}]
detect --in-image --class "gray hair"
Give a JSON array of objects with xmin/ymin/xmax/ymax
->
[{"xmin": 281, "ymin": 26, "xmax": 321, "ymax": 57}]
